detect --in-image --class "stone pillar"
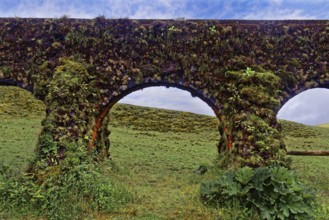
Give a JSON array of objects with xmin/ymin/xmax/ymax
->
[
  {"xmin": 29, "ymin": 58, "xmax": 98, "ymax": 178},
  {"xmin": 216, "ymin": 68, "xmax": 289, "ymax": 167}
]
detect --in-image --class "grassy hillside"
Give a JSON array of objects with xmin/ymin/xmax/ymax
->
[
  {"xmin": 279, "ymin": 119, "xmax": 329, "ymax": 208},
  {"xmin": 1, "ymin": 86, "xmax": 328, "ymax": 219},
  {"xmin": 0, "ymin": 87, "xmax": 46, "ymax": 171},
  {"xmin": 317, "ymin": 122, "xmax": 329, "ymax": 128},
  {"xmin": 280, "ymin": 119, "xmax": 329, "ymax": 151},
  {"xmin": 110, "ymin": 103, "xmax": 218, "ymax": 133},
  {"xmin": 0, "ymin": 86, "xmax": 45, "ymax": 118}
]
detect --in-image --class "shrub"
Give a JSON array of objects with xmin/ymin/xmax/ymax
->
[
  {"xmin": 200, "ymin": 165, "xmax": 316, "ymax": 220},
  {"xmin": 0, "ymin": 161, "xmax": 131, "ymax": 220}
]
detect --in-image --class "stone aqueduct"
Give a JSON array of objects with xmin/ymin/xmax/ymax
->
[{"xmin": 0, "ymin": 18, "xmax": 328, "ymax": 173}]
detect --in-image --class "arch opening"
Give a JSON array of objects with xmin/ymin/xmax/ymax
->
[
  {"xmin": 277, "ymin": 87, "xmax": 329, "ymax": 154},
  {"xmin": 106, "ymin": 84, "xmax": 221, "ymax": 156},
  {"xmin": 106, "ymin": 86, "xmax": 220, "ymax": 217},
  {"xmin": 0, "ymin": 86, "xmax": 46, "ymax": 172},
  {"xmin": 88, "ymin": 82, "xmax": 225, "ymax": 155}
]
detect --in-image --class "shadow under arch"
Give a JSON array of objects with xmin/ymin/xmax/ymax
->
[
  {"xmin": 89, "ymin": 81, "xmax": 223, "ymax": 158},
  {"xmin": 0, "ymin": 78, "xmax": 34, "ymax": 94}
]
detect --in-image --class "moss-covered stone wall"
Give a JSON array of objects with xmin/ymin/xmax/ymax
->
[{"xmin": 0, "ymin": 18, "xmax": 328, "ymax": 173}]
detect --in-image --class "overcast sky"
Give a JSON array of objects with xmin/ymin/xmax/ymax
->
[{"xmin": 1, "ymin": 0, "xmax": 329, "ymax": 125}]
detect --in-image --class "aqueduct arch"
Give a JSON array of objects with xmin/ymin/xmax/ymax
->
[
  {"xmin": 0, "ymin": 18, "xmax": 328, "ymax": 175},
  {"xmin": 87, "ymin": 80, "xmax": 221, "ymax": 158}
]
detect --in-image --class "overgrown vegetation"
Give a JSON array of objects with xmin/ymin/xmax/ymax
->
[
  {"xmin": 0, "ymin": 20, "xmax": 328, "ymax": 218},
  {"xmin": 201, "ymin": 166, "xmax": 316, "ymax": 219},
  {"xmin": 0, "ymin": 16, "xmax": 328, "ymax": 220},
  {"xmin": 0, "ymin": 65, "xmax": 132, "ymax": 220},
  {"xmin": 0, "ymin": 160, "xmax": 131, "ymax": 220}
]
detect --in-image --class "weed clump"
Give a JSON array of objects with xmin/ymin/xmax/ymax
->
[
  {"xmin": 201, "ymin": 165, "xmax": 317, "ymax": 220},
  {"xmin": 0, "ymin": 160, "xmax": 131, "ymax": 220}
]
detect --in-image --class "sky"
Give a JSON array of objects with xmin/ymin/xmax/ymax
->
[{"xmin": 1, "ymin": 0, "xmax": 329, "ymax": 125}]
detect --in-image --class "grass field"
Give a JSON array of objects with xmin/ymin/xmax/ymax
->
[
  {"xmin": 1, "ymin": 86, "xmax": 328, "ymax": 219},
  {"xmin": 280, "ymin": 120, "xmax": 329, "ymax": 206},
  {"xmin": 0, "ymin": 86, "xmax": 46, "ymax": 172}
]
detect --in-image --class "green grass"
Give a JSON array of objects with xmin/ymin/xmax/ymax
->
[
  {"xmin": 107, "ymin": 128, "xmax": 219, "ymax": 219},
  {"xmin": 106, "ymin": 104, "xmax": 220, "ymax": 219},
  {"xmin": 0, "ymin": 118, "xmax": 43, "ymax": 172},
  {"xmin": 280, "ymin": 119, "xmax": 329, "ymax": 206},
  {"xmin": 1, "ymin": 86, "xmax": 329, "ymax": 219},
  {"xmin": 0, "ymin": 86, "xmax": 46, "ymax": 172}
]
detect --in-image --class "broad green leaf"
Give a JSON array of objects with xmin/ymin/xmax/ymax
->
[
  {"xmin": 279, "ymin": 204, "xmax": 290, "ymax": 218},
  {"xmin": 259, "ymin": 205, "xmax": 275, "ymax": 220},
  {"xmin": 271, "ymin": 166, "xmax": 294, "ymax": 185},
  {"xmin": 222, "ymin": 181, "xmax": 242, "ymax": 196},
  {"xmin": 285, "ymin": 194, "xmax": 305, "ymax": 214},
  {"xmin": 235, "ymin": 166, "xmax": 254, "ymax": 185},
  {"xmin": 252, "ymin": 167, "xmax": 271, "ymax": 191},
  {"xmin": 272, "ymin": 181, "xmax": 291, "ymax": 195}
]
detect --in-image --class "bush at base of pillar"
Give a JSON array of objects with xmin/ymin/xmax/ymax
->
[
  {"xmin": 0, "ymin": 161, "xmax": 131, "ymax": 220},
  {"xmin": 200, "ymin": 165, "xmax": 317, "ymax": 220}
]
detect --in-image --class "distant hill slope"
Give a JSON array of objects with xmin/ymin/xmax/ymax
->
[
  {"xmin": 279, "ymin": 119, "xmax": 325, "ymax": 138},
  {"xmin": 316, "ymin": 123, "xmax": 329, "ymax": 128},
  {"xmin": 0, "ymin": 86, "xmax": 45, "ymax": 118},
  {"xmin": 110, "ymin": 103, "xmax": 218, "ymax": 133},
  {"xmin": 279, "ymin": 119, "xmax": 329, "ymax": 151}
]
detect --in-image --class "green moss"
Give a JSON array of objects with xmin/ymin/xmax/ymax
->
[
  {"xmin": 288, "ymin": 58, "xmax": 302, "ymax": 68},
  {"xmin": 0, "ymin": 66, "xmax": 11, "ymax": 77},
  {"xmin": 305, "ymin": 80, "xmax": 319, "ymax": 89}
]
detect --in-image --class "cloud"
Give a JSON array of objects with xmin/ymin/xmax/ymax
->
[
  {"xmin": 243, "ymin": 9, "xmax": 316, "ymax": 20},
  {"xmin": 241, "ymin": 0, "xmax": 317, "ymax": 20},
  {"xmin": 269, "ymin": 0, "xmax": 283, "ymax": 5},
  {"xmin": 0, "ymin": 0, "xmax": 97, "ymax": 18},
  {"xmin": 119, "ymin": 87, "xmax": 215, "ymax": 116},
  {"xmin": 277, "ymin": 89, "xmax": 329, "ymax": 125},
  {"xmin": 117, "ymin": 0, "xmax": 191, "ymax": 19},
  {"xmin": 1, "ymin": 0, "xmax": 328, "ymax": 20},
  {"xmin": 0, "ymin": 0, "xmax": 193, "ymax": 19}
]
